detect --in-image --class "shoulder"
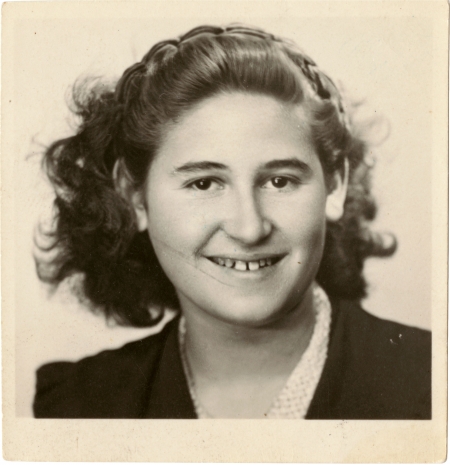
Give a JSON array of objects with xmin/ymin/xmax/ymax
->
[
  {"xmin": 33, "ymin": 319, "xmax": 176, "ymax": 418},
  {"xmin": 317, "ymin": 300, "xmax": 431, "ymax": 419},
  {"xmin": 334, "ymin": 299, "xmax": 431, "ymax": 363}
]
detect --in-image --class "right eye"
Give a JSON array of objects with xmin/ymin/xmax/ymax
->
[
  {"xmin": 186, "ymin": 178, "xmax": 223, "ymax": 192},
  {"xmin": 192, "ymin": 179, "xmax": 212, "ymax": 190}
]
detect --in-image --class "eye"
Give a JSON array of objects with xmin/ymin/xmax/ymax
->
[
  {"xmin": 262, "ymin": 176, "xmax": 299, "ymax": 191},
  {"xmin": 186, "ymin": 178, "xmax": 223, "ymax": 192},
  {"xmin": 270, "ymin": 177, "xmax": 288, "ymax": 188},
  {"xmin": 193, "ymin": 179, "xmax": 212, "ymax": 190}
]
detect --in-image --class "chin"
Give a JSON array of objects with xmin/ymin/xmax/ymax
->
[{"xmin": 201, "ymin": 292, "xmax": 303, "ymax": 328}]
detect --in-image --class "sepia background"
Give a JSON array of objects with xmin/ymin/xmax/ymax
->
[{"xmin": 12, "ymin": 11, "xmax": 433, "ymax": 418}]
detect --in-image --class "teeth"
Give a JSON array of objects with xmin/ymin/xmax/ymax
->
[{"xmin": 210, "ymin": 257, "xmax": 278, "ymax": 271}]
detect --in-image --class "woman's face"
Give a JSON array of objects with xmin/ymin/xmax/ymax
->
[{"xmin": 134, "ymin": 93, "xmax": 346, "ymax": 327}]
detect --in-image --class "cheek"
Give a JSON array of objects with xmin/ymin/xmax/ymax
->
[
  {"xmin": 146, "ymin": 186, "xmax": 213, "ymax": 261},
  {"xmin": 268, "ymin": 189, "xmax": 328, "ymax": 247}
]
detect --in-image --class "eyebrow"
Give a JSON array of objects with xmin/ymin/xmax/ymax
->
[
  {"xmin": 172, "ymin": 161, "xmax": 228, "ymax": 174},
  {"xmin": 262, "ymin": 158, "xmax": 312, "ymax": 174},
  {"xmin": 172, "ymin": 158, "xmax": 312, "ymax": 175}
]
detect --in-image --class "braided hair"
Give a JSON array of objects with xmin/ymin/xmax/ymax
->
[{"xmin": 35, "ymin": 25, "xmax": 396, "ymax": 327}]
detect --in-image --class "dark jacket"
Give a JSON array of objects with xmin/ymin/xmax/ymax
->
[{"xmin": 33, "ymin": 300, "xmax": 431, "ymax": 419}]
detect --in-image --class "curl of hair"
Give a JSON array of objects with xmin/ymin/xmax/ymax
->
[{"xmin": 35, "ymin": 25, "xmax": 396, "ymax": 327}]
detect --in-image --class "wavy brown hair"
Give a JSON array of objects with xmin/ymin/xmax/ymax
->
[{"xmin": 35, "ymin": 25, "xmax": 396, "ymax": 327}]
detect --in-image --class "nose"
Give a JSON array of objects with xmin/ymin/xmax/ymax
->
[{"xmin": 222, "ymin": 188, "xmax": 272, "ymax": 245}]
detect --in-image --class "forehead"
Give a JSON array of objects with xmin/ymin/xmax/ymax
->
[{"xmin": 155, "ymin": 92, "xmax": 318, "ymax": 169}]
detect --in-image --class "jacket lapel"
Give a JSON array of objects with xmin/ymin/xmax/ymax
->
[
  {"xmin": 143, "ymin": 317, "xmax": 197, "ymax": 419},
  {"xmin": 306, "ymin": 298, "xmax": 346, "ymax": 418}
]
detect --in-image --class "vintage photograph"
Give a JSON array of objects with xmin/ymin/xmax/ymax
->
[{"xmin": 3, "ymin": 0, "xmax": 447, "ymax": 461}]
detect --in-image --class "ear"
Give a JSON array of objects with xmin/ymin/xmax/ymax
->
[
  {"xmin": 131, "ymin": 192, "xmax": 149, "ymax": 232},
  {"xmin": 113, "ymin": 160, "xmax": 148, "ymax": 231},
  {"xmin": 325, "ymin": 158, "xmax": 349, "ymax": 222}
]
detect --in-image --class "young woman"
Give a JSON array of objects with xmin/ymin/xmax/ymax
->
[{"xmin": 33, "ymin": 25, "xmax": 431, "ymax": 419}]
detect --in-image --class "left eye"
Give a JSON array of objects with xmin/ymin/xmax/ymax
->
[
  {"xmin": 270, "ymin": 177, "xmax": 288, "ymax": 188},
  {"xmin": 263, "ymin": 176, "xmax": 297, "ymax": 190}
]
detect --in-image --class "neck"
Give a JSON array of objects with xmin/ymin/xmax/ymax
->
[{"xmin": 180, "ymin": 284, "xmax": 316, "ymax": 383}]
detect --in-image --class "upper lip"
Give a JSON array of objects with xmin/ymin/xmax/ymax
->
[{"xmin": 205, "ymin": 253, "xmax": 287, "ymax": 261}]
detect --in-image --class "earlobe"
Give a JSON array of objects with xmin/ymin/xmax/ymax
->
[
  {"xmin": 133, "ymin": 196, "xmax": 149, "ymax": 231},
  {"xmin": 325, "ymin": 158, "xmax": 349, "ymax": 222},
  {"xmin": 113, "ymin": 159, "xmax": 148, "ymax": 232}
]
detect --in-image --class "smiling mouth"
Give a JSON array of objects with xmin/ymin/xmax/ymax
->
[{"xmin": 206, "ymin": 256, "xmax": 284, "ymax": 271}]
